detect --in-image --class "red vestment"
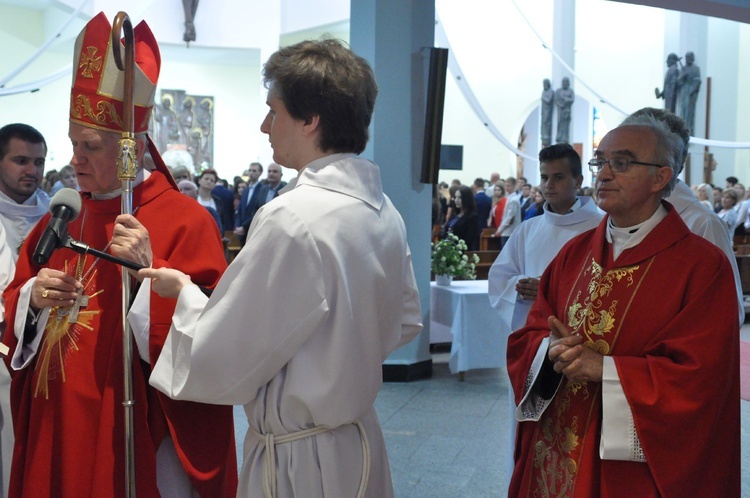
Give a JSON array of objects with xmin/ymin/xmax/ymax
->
[
  {"xmin": 3, "ymin": 171, "xmax": 238, "ymax": 497},
  {"xmin": 507, "ymin": 203, "xmax": 740, "ymax": 497}
]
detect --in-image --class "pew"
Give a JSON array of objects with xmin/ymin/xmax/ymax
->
[
  {"xmin": 479, "ymin": 228, "xmax": 502, "ymax": 251},
  {"xmin": 462, "ymin": 250, "xmax": 501, "ymax": 280}
]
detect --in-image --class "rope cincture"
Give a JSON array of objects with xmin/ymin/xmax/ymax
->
[{"xmin": 252, "ymin": 420, "xmax": 371, "ymax": 498}]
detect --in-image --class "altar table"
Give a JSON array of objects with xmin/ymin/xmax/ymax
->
[{"xmin": 430, "ymin": 280, "xmax": 506, "ymax": 377}]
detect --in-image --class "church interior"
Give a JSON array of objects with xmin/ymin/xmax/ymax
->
[{"xmin": 1, "ymin": 0, "xmax": 749, "ymax": 495}]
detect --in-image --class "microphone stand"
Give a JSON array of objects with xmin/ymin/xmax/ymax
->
[
  {"xmin": 64, "ymin": 237, "xmax": 144, "ymax": 272},
  {"xmin": 61, "ymin": 236, "xmax": 213, "ymax": 297}
]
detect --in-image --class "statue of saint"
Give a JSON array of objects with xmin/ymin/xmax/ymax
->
[
  {"xmin": 655, "ymin": 53, "xmax": 680, "ymax": 113},
  {"xmin": 540, "ymin": 79, "xmax": 555, "ymax": 147},
  {"xmin": 196, "ymin": 98, "xmax": 214, "ymax": 165},
  {"xmin": 555, "ymin": 77, "xmax": 575, "ymax": 144},
  {"xmin": 155, "ymin": 94, "xmax": 180, "ymax": 152},
  {"xmin": 677, "ymin": 51, "xmax": 701, "ymax": 133},
  {"xmin": 178, "ymin": 97, "xmax": 195, "ymax": 144}
]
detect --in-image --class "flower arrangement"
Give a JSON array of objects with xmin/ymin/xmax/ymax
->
[{"xmin": 431, "ymin": 232, "xmax": 480, "ymax": 280}]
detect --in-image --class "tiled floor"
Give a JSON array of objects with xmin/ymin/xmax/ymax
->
[{"xmin": 234, "ymin": 322, "xmax": 750, "ymax": 497}]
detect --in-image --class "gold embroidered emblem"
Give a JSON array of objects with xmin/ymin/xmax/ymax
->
[
  {"xmin": 79, "ymin": 46, "xmax": 103, "ymax": 78},
  {"xmin": 567, "ymin": 258, "xmax": 639, "ymax": 344},
  {"xmin": 71, "ymin": 94, "xmax": 124, "ymax": 129},
  {"xmin": 34, "ymin": 263, "xmax": 103, "ymax": 399}
]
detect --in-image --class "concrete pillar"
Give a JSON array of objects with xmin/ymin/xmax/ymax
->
[{"xmin": 350, "ymin": 0, "xmax": 434, "ymax": 381}]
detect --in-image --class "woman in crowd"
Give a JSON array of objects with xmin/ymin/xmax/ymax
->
[
  {"xmin": 196, "ymin": 168, "xmax": 227, "ymax": 231},
  {"xmin": 522, "ymin": 186, "xmax": 545, "ymax": 221},
  {"xmin": 488, "ymin": 182, "xmax": 507, "ymax": 228},
  {"xmin": 444, "ymin": 185, "xmax": 480, "ymax": 250},
  {"xmin": 695, "ymin": 183, "xmax": 714, "ymax": 210},
  {"xmin": 717, "ymin": 188, "xmax": 739, "ymax": 234},
  {"xmin": 233, "ymin": 179, "xmax": 247, "ymax": 212},
  {"xmin": 444, "ymin": 184, "xmax": 460, "ymax": 224}
]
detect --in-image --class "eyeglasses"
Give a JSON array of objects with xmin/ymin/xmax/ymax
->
[{"xmin": 588, "ymin": 157, "xmax": 667, "ymax": 174}]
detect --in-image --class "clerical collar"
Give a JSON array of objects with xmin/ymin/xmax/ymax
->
[
  {"xmin": 545, "ymin": 197, "xmax": 581, "ymax": 215},
  {"xmin": 606, "ymin": 204, "xmax": 668, "ymax": 261},
  {"xmin": 91, "ymin": 168, "xmax": 149, "ymax": 200}
]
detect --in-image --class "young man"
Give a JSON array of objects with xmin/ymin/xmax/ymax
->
[
  {"xmin": 2, "ymin": 13, "xmax": 236, "ymax": 497},
  {"xmin": 489, "ymin": 143, "xmax": 602, "ymax": 333},
  {"xmin": 488, "ymin": 143, "xmax": 602, "ymax": 486},
  {"xmin": 141, "ymin": 39, "xmax": 422, "ymax": 497},
  {"xmin": 0, "ymin": 124, "xmax": 49, "ymax": 258},
  {"xmin": 0, "ymin": 123, "xmax": 48, "ymax": 497},
  {"xmin": 507, "ymin": 120, "xmax": 738, "ymax": 496}
]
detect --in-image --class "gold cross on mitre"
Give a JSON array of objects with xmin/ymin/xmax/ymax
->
[{"xmin": 79, "ymin": 46, "xmax": 103, "ymax": 78}]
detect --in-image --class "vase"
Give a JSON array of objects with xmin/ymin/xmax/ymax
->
[{"xmin": 435, "ymin": 274, "xmax": 453, "ymax": 286}]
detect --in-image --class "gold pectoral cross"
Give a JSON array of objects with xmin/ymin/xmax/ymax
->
[{"xmin": 68, "ymin": 292, "xmax": 89, "ymax": 324}]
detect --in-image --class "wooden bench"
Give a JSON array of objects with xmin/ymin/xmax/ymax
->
[
  {"xmin": 224, "ymin": 230, "xmax": 241, "ymax": 263},
  {"xmin": 734, "ymin": 234, "xmax": 750, "ymax": 247},
  {"xmin": 480, "ymin": 228, "xmax": 502, "ymax": 251},
  {"xmin": 462, "ymin": 250, "xmax": 500, "ymax": 280}
]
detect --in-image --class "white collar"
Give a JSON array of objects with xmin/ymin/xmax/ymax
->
[{"xmin": 606, "ymin": 204, "xmax": 668, "ymax": 261}]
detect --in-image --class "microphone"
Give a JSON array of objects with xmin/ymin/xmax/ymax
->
[{"xmin": 33, "ymin": 188, "xmax": 82, "ymax": 265}]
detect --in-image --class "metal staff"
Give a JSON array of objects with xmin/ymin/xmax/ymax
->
[{"xmin": 111, "ymin": 11, "xmax": 137, "ymax": 497}]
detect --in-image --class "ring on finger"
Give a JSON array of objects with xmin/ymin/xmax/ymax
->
[{"xmin": 42, "ymin": 289, "xmax": 49, "ymax": 299}]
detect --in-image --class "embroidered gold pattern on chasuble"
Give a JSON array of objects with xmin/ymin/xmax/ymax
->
[
  {"xmin": 34, "ymin": 260, "xmax": 103, "ymax": 399},
  {"xmin": 528, "ymin": 257, "xmax": 652, "ymax": 497}
]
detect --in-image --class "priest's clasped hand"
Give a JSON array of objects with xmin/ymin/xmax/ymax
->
[
  {"xmin": 111, "ymin": 214, "xmax": 153, "ymax": 268},
  {"xmin": 516, "ymin": 277, "xmax": 540, "ymax": 300},
  {"xmin": 137, "ymin": 267, "xmax": 192, "ymax": 299},
  {"xmin": 547, "ymin": 315, "xmax": 603, "ymax": 383},
  {"xmin": 30, "ymin": 268, "xmax": 82, "ymax": 311}
]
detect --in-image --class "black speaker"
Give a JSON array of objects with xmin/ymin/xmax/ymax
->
[{"xmin": 420, "ymin": 47, "xmax": 449, "ymax": 184}]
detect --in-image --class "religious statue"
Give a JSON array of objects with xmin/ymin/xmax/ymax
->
[
  {"xmin": 150, "ymin": 90, "xmax": 214, "ymax": 169},
  {"xmin": 540, "ymin": 79, "xmax": 555, "ymax": 147},
  {"xmin": 196, "ymin": 98, "xmax": 213, "ymax": 163},
  {"xmin": 154, "ymin": 94, "xmax": 179, "ymax": 152},
  {"xmin": 182, "ymin": 0, "xmax": 199, "ymax": 45},
  {"xmin": 677, "ymin": 51, "xmax": 701, "ymax": 133},
  {"xmin": 178, "ymin": 96, "xmax": 195, "ymax": 144},
  {"xmin": 655, "ymin": 53, "xmax": 680, "ymax": 113},
  {"xmin": 555, "ymin": 77, "xmax": 574, "ymax": 144}
]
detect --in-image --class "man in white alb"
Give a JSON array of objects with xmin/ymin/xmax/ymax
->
[{"xmin": 140, "ymin": 39, "xmax": 422, "ymax": 497}]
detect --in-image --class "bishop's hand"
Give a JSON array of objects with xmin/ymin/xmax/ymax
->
[
  {"xmin": 31, "ymin": 268, "xmax": 82, "ymax": 311},
  {"xmin": 111, "ymin": 214, "xmax": 153, "ymax": 268}
]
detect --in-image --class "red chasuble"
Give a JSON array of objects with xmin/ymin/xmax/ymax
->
[
  {"xmin": 507, "ymin": 203, "xmax": 740, "ymax": 498},
  {"xmin": 3, "ymin": 171, "xmax": 238, "ymax": 497}
]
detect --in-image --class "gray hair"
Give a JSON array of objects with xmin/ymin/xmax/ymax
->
[
  {"xmin": 621, "ymin": 108, "xmax": 689, "ymax": 175},
  {"xmin": 615, "ymin": 115, "xmax": 682, "ymax": 197}
]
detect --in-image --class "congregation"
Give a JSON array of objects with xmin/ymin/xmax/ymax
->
[{"xmin": 437, "ymin": 168, "xmax": 750, "ymax": 257}]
